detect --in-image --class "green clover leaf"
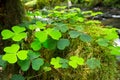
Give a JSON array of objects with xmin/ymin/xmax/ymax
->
[
  {"xmin": 2, "ymin": 44, "xmax": 28, "ymax": 63},
  {"xmin": 50, "ymin": 57, "xmax": 62, "ymax": 69},
  {"xmin": 68, "ymin": 56, "xmax": 84, "ymax": 68},
  {"xmin": 31, "ymin": 39, "xmax": 41, "ymax": 51},
  {"xmin": 35, "ymin": 31, "xmax": 48, "ymax": 43},
  {"xmin": 57, "ymin": 39, "xmax": 70, "ymax": 50},
  {"xmin": 32, "ymin": 58, "xmax": 44, "ymax": 71},
  {"xmin": 79, "ymin": 33, "xmax": 92, "ymax": 42},
  {"xmin": 86, "ymin": 58, "xmax": 101, "ymax": 69},
  {"xmin": 2, "ymin": 54, "xmax": 17, "ymax": 64},
  {"xmin": 96, "ymin": 38, "xmax": 109, "ymax": 47},
  {"xmin": 48, "ymin": 29, "xmax": 62, "ymax": 40},
  {"xmin": 18, "ymin": 59, "xmax": 30, "ymax": 71},
  {"xmin": 1, "ymin": 30, "xmax": 14, "ymax": 39},
  {"xmin": 1, "ymin": 26, "xmax": 27, "ymax": 41},
  {"xmin": 69, "ymin": 30, "xmax": 80, "ymax": 38}
]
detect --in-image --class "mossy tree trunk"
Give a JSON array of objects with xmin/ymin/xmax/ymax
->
[{"xmin": 0, "ymin": 0, "xmax": 24, "ymax": 80}]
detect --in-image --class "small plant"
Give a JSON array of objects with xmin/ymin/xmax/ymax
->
[{"xmin": 0, "ymin": 6, "xmax": 119, "ymax": 80}]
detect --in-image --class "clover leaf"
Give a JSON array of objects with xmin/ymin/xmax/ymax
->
[
  {"xmin": 50, "ymin": 57, "xmax": 62, "ymax": 69},
  {"xmin": 86, "ymin": 58, "xmax": 101, "ymax": 69},
  {"xmin": 30, "ymin": 39, "xmax": 41, "ymax": 51},
  {"xmin": 57, "ymin": 39, "xmax": 70, "ymax": 50},
  {"xmin": 60, "ymin": 58, "xmax": 69, "ymax": 68},
  {"xmin": 32, "ymin": 58, "xmax": 44, "ymax": 71},
  {"xmin": 69, "ymin": 30, "xmax": 80, "ymax": 38},
  {"xmin": 1, "ymin": 26, "xmax": 27, "ymax": 41},
  {"xmin": 36, "ymin": 21, "xmax": 46, "ymax": 29},
  {"xmin": 2, "ymin": 44, "xmax": 28, "ymax": 63},
  {"xmin": 68, "ymin": 56, "xmax": 84, "ymax": 68},
  {"xmin": 47, "ymin": 29, "xmax": 62, "ymax": 40},
  {"xmin": 35, "ymin": 31, "xmax": 48, "ymax": 43},
  {"xmin": 18, "ymin": 59, "xmax": 30, "ymax": 71},
  {"xmin": 96, "ymin": 38, "xmax": 109, "ymax": 47},
  {"xmin": 1, "ymin": 30, "xmax": 14, "ymax": 39},
  {"xmin": 79, "ymin": 33, "xmax": 92, "ymax": 42}
]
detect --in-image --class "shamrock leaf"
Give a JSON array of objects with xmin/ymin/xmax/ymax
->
[
  {"xmin": 50, "ymin": 57, "xmax": 62, "ymax": 69},
  {"xmin": 68, "ymin": 56, "xmax": 84, "ymax": 68},
  {"xmin": 79, "ymin": 33, "xmax": 92, "ymax": 42},
  {"xmin": 2, "ymin": 54, "xmax": 17, "ymax": 64},
  {"xmin": 35, "ymin": 31, "xmax": 48, "ymax": 43},
  {"xmin": 96, "ymin": 38, "xmax": 109, "ymax": 47},
  {"xmin": 48, "ymin": 29, "xmax": 62, "ymax": 40},
  {"xmin": 18, "ymin": 59, "xmax": 30, "ymax": 71},
  {"xmin": 31, "ymin": 39, "xmax": 41, "ymax": 51},
  {"xmin": 4, "ymin": 44, "xmax": 20, "ymax": 53},
  {"xmin": 1, "ymin": 30, "xmax": 14, "ymax": 39},
  {"xmin": 69, "ymin": 30, "xmax": 80, "ymax": 38},
  {"xmin": 57, "ymin": 39, "xmax": 70, "ymax": 50},
  {"xmin": 86, "ymin": 58, "xmax": 101, "ymax": 69},
  {"xmin": 17, "ymin": 50, "xmax": 28, "ymax": 60},
  {"xmin": 32, "ymin": 58, "xmax": 44, "ymax": 71}
]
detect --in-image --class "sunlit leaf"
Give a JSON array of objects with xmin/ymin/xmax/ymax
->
[
  {"xmin": 57, "ymin": 39, "xmax": 70, "ymax": 50},
  {"xmin": 4, "ymin": 44, "xmax": 20, "ymax": 53},
  {"xmin": 35, "ymin": 31, "xmax": 48, "ymax": 43},
  {"xmin": 48, "ymin": 29, "xmax": 62, "ymax": 40},
  {"xmin": 36, "ymin": 21, "xmax": 46, "ymax": 29},
  {"xmin": 17, "ymin": 50, "xmax": 28, "ymax": 60},
  {"xmin": 31, "ymin": 39, "xmax": 41, "ymax": 51},
  {"xmin": 109, "ymin": 46, "xmax": 120, "ymax": 55},
  {"xmin": 12, "ymin": 33, "xmax": 27, "ymax": 41},
  {"xmin": 68, "ymin": 56, "xmax": 84, "ymax": 68},
  {"xmin": 12, "ymin": 26, "xmax": 26, "ymax": 33},
  {"xmin": 2, "ymin": 54, "xmax": 17, "ymax": 64},
  {"xmin": 29, "ymin": 25, "xmax": 36, "ymax": 30},
  {"xmin": 50, "ymin": 57, "xmax": 62, "ymax": 69},
  {"xmin": 1, "ymin": 30, "xmax": 14, "ymax": 39}
]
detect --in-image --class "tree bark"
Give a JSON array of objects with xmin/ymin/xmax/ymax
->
[
  {"xmin": 0, "ymin": 1, "xmax": 24, "ymax": 79},
  {"xmin": 0, "ymin": 0, "xmax": 24, "ymax": 30}
]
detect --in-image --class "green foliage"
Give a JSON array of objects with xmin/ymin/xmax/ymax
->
[
  {"xmin": 69, "ymin": 30, "xmax": 80, "ymax": 38},
  {"xmin": 18, "ymin": 50, "xmax": 43, "ymax": 71},
  {"xmin": 31, "ymin": 39, "xmax": 41, "ymax": 51},
  {"xmin": 68, "ymin": 56, "xmax": 84, "ymax": 68},
  {"xmin": 86, "ymin": 58, "xmax": 101, "ymax": 69},
  {"xmin": 96, "ymin": 38, "xmax": 109, "ymax": 47},
  {"xmin": 0, "ymin": 55, "xmax": 7, "ymax": 69},
  {"xmin": 11, "ymin": 74, "xmax": 25, "ymax": 80},
  {"xmin": 109, "ymin": 46, "xmax": 120, "ymax": 55},
  {"xmin": 1, "ymin": 26, "xmax": 27, "ymax": 41},
  {"xmin": 50, "ymin": 57, "xmax": 62, "ymax": 69},
  {"xmin": 57, "ymin": 39, "xmax": 70, "ymax": 50},
  {"xmin": 79, "ymin": 33, "xmax": 92, "ymax": 42},
  {"xmin": 2, "ymin": 44, "xmax": 28, "ymax": 63},
  {"xmin": 32, "ymin": 58, "xmax": 44, "ymax": 71},
  {"xmin": 0, "ymin": 6, "xmax": 118, "ymax": 79}
]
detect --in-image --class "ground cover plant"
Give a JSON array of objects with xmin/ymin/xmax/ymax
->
[{"xmin": 0, "ymin": 6, "xmax": 119, "ymax": 80}]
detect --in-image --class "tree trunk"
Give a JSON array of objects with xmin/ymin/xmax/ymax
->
[
  {"xmin": 0, "ymin": 0, "xmax": 24, "ymax": 79},
  {"xmin": 0, "ymin": 0, "xmax": 24, "ymax": 30}
]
